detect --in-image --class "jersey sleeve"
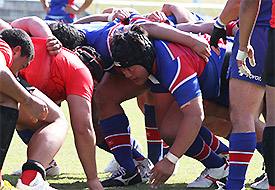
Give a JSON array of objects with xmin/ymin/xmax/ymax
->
[{"xmin": 158, "ymin": 56, "xmax": 202, "ymax": 108}]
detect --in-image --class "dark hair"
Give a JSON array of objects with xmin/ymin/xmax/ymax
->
[
  {"xmin": 0, "ymin": 28, "xmax": 34, "ymax": 60},
  {"xmin": 110, "ymin": 25, "xmax": 156, "ymax": 74},
  {"xmin": 73, "ymin": 46, "xmax": 104, "ymax": 83},
  {"xmin": 49, "ymin": 22, "xmax": 87, "ymax": 50}
]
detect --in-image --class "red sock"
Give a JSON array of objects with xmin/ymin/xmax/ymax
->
[
  {"xmin": 21, "ymin": 170, "xmax": 39, "ymax": 185},
  {"xmin": 270, "ymin": 185, "xmax": 275, "ymax": 190},
  {"xmin": 0, "ymin": 169, "xmax": 2, "ymax": 181}
]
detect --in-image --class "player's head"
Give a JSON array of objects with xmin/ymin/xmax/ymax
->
[
  {"xmin": 73, "ymin": 46, "xmax": 104, "ymax": 83},
  {"xmin": 49, "ymin": 22, "xmax": 87, "ymax": 50},
  {"xmin": 110, "ymin": 25, "xmax": 156, "ymax": 74},
  {"xmin": 0, "ymin": 28, "xmax": 34, "ymax": 60}
]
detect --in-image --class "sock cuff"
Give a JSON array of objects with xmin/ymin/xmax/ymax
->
[
  {"xmin": 230, "ymin": 132, "xmax": 257, "ymax": 151},
  {"xmin": 22, "ymin": 160, "xmax": 46, "ymax": 179},
  {"xmin": 100, "ymin": 113, "xmax": 129, "ymax": 134}
]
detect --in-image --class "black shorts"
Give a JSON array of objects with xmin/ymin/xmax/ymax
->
[
  {"xmin": 0, "ymin": 106, "xmax": 18, "ymax": 169},
  {"xmin": 263, "ymin": 27, "xmax": 275, "ymax": 87}
]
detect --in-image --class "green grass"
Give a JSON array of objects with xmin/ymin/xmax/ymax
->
[
  {"xmin": 1, "ymin": 2, "xmax": 264, "ymax": 188},
  {"xmin": 3, "ymin": 98, "xmax": 265, "ymax": 189}
]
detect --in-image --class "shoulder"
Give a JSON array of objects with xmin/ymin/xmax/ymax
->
[{"xmin": 0, "ymin": 39, "xmax": 13, "ymax": 68}]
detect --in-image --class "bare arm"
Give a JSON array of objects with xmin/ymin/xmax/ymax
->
[
  {"xmin": 73, "ymin": 14, "xmax": 110, "ymax": 23},
  {"xmin": 40, "ymin": 0, "xmax": 50, "ymax": 13},
  {"xmin": 176, "ymin": 20, "xmax": 215, "ymax": 35},
  {"xmin": 235, "ymin": 0, "xmax": 261, "ymax": 75},
  {"xmin": 11, "ymin": 16, "xmax": 52, "ymax": 38},
  {"xmin": 67, "ymin": 95, "xmax": 103, "ymax": 190},
  {"xmin": 149, "ymin": 96, "xmax": 204, "ymax": 188},
  {"xmin": 64, "ymin": 0, "xmax": 93, "ymax": 15},
  {"xmin": 76, "ymin": 0, "xmax": 93, "ymax": 15},
  {"xmin": 0, "ymin": 19, "xmax": 12, "ymax": 30},
  {"xmin": 138, "ymin": 22, "xmax": 211, "ymax": 61},
  {"xmin": 0, "ymin": 57, "xmax": 48, "ymax": 120},
  {"xmin": 219, "ymin": 0, "xmax": 241, "ymax": 24},
  {"xmin": 161, "ymin": 3, "xmax": 197, "ymax": 23},
  {"xmin": 11, "ymin": 16, "xmax": 62, "ymax": 55},
  {"xmin": 238, "ymin": 0, "xmax": 260, "ymax": 52}
]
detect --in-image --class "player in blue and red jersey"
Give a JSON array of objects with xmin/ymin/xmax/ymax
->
[
  {"xmin": 210, "ymin": 0, "xmax": 272, "ymax": 189},
  {"xmin": 109, "ymin": 22, "xmax": 232, "ymax": 188},
  {"xmin": 236, "ymin": 0, "xmax": 275, "ymax": 189},
  {"xmin": 41, "ymin": 0, "xmax": 92, "ymax": 23}
]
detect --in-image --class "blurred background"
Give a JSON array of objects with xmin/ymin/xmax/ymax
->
[{"xmin": 0, "ymin": 0, "xmax": 227, "ymax": 23}]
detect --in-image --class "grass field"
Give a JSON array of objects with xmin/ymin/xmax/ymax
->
[
  {"xmin": 3, "ymin": 98, "xmax": 265, "ymax": 189},
  {"xmin": 2, "ymin": 1, "xmax": 265, "ymax": 189}
]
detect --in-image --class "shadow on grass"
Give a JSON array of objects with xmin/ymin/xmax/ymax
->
[{"xmin": 3, "ymin": 174, "xmax": 255, "ymax": 190}]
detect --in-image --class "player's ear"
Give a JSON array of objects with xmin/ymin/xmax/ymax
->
[{"xmin": 12, "ymin": 46, "xmax": 22, "ymax": 57}]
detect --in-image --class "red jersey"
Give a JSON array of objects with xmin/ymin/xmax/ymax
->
[
  {"xmin": 0, "ymin": 39, "xmax": 13, "ymax": 68},
  {"xmin": 271, "ymin": 0, "xmax": 275, "ymax": 28},
  {"xmin": 19, "ymin": 37, "xmax": 93, "ymax": 103}
]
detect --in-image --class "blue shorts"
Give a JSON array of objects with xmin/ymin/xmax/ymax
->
[{"xmin": 228, "ymin": 27, "xmax": 269, "ymax": 87}]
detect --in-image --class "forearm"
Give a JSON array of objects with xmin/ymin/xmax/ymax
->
[
  {"xmin": 76, "ymin": 0, "xmax": 93, "ymax": 15},
  {"xmin": 11, "ymin": 16, "xmax": 52, "ymax": 37},
  {"xmin": 40, "ymin": 0, "xmax": 49, "ymax": 10},
  {"xmin": 169, "ymin": 111, "xmax": 202, "ymax": 158},
  {"xmin": 162, "ymin": 3, "xmax": 196, "ymax": 23},
  {"xmin": 0, "ymin": 64, "xmax": 32, "ymax": 105},
  {"xmin": 176, "ymin": 20, "xmax": 215, "ymax": 35},
  {"xmin": 219, "ymin": 0, "xmax": 241, "ymax": 24},
  {"xmin": 0, "ymin": 19, "xmax": 12, "ymax": 30},
  {"xmin": 168, "ymin": 97, "xmax": 204, "ymax": 159},
  {"xmin": 139, "ymin": 22, "xmax": 199, "ymax": 48},
  {"xmin": 238, "ymin": 0, "xmax": 261, "ymax": 51},
  {"xmin": 74, "ymin": 14, "xmax": 109, "ymax": 23},
  {"xmin": 73, "ymin": 127, "xmax": 98, "ymax": 180}
]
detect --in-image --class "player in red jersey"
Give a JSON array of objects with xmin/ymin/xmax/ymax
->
[
  {"xmin": 0, "ymin": 27, "xmax": 70, "ymax": 190},
  {"xmin": 2, "ymin": 16, "xmax": 104, "ymax": 190}
]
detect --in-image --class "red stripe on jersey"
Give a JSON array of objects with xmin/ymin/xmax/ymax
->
[
  {"xmin": 108, "ymin": 23, "xmax": 124, "ymax": 52},
  {"xmin": 194, "ymin": 142, "xmax": 211, "ymax": 161},
  {"xmin": 130, "ymin": 17, "xmax": 150, "ymax": 24},
  {"xmin": 163, "ymin": 142, "xmax": 170, "ymax": 149},
  {"xmin": 146, "ymin": 127, "xmax": 162, "ymax": 141},
  {"xmin": 229, "ymin": 151, "xmax": 254, "ymax": 163},
  {"xmin": 105, "ymin": 133, "xmax": 130, "ymax": 149},
  {"xmin": 166, "ymin": 42, "xmax": 206, "ymax": 93}
]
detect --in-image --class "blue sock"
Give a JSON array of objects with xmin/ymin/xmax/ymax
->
[
  {"xmin": 226, "ymin": 132, "xmax": 257, "ymax": 189},
  {"xmin": 199, "ymin": 126, "xmax": 229, "ymax": 154},
  {"xmin": 100, "ymin": 113, "xmax": 136, "ymax": 173},
  {"xmin": 145, "ymin": 104, "xmax": 163, "ymax": 165},
  {"xmin": 185, "ymin": 134, "xmax": 225, "ymax": 168},
  {"xmin": 17, "ymin": 129, "xmax": 35, "ymax": 145}
]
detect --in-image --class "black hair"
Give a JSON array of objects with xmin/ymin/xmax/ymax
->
[
  {"xmin": 73, "ymin": 46, "xmax": 104, "ymax": 83},
  {"xmin": 49, "ymin": 22, "xmax": 87, "ymax": 50},
  {"xmin": 0, "ymin": 28, "xmax": 34, "ymax": 60},
  {"xmin": 110, "ymin": 25, "xmax": 156, "ymax": 74}
]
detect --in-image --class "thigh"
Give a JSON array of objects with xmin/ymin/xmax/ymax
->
[
  {"xmin": 94, "ymin": 72, "xmax": 149, "ymax": 119},
  {"xmin": 154, "ymin": 93, "xmax": 182, "ymax": 142},
  {"xmin": 94, "ymin": 73, "xmax": 149, "ymax": 105},
  {"xmin": 229, "ymin": 78, "xmax": 265, "ymax": 132}
]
